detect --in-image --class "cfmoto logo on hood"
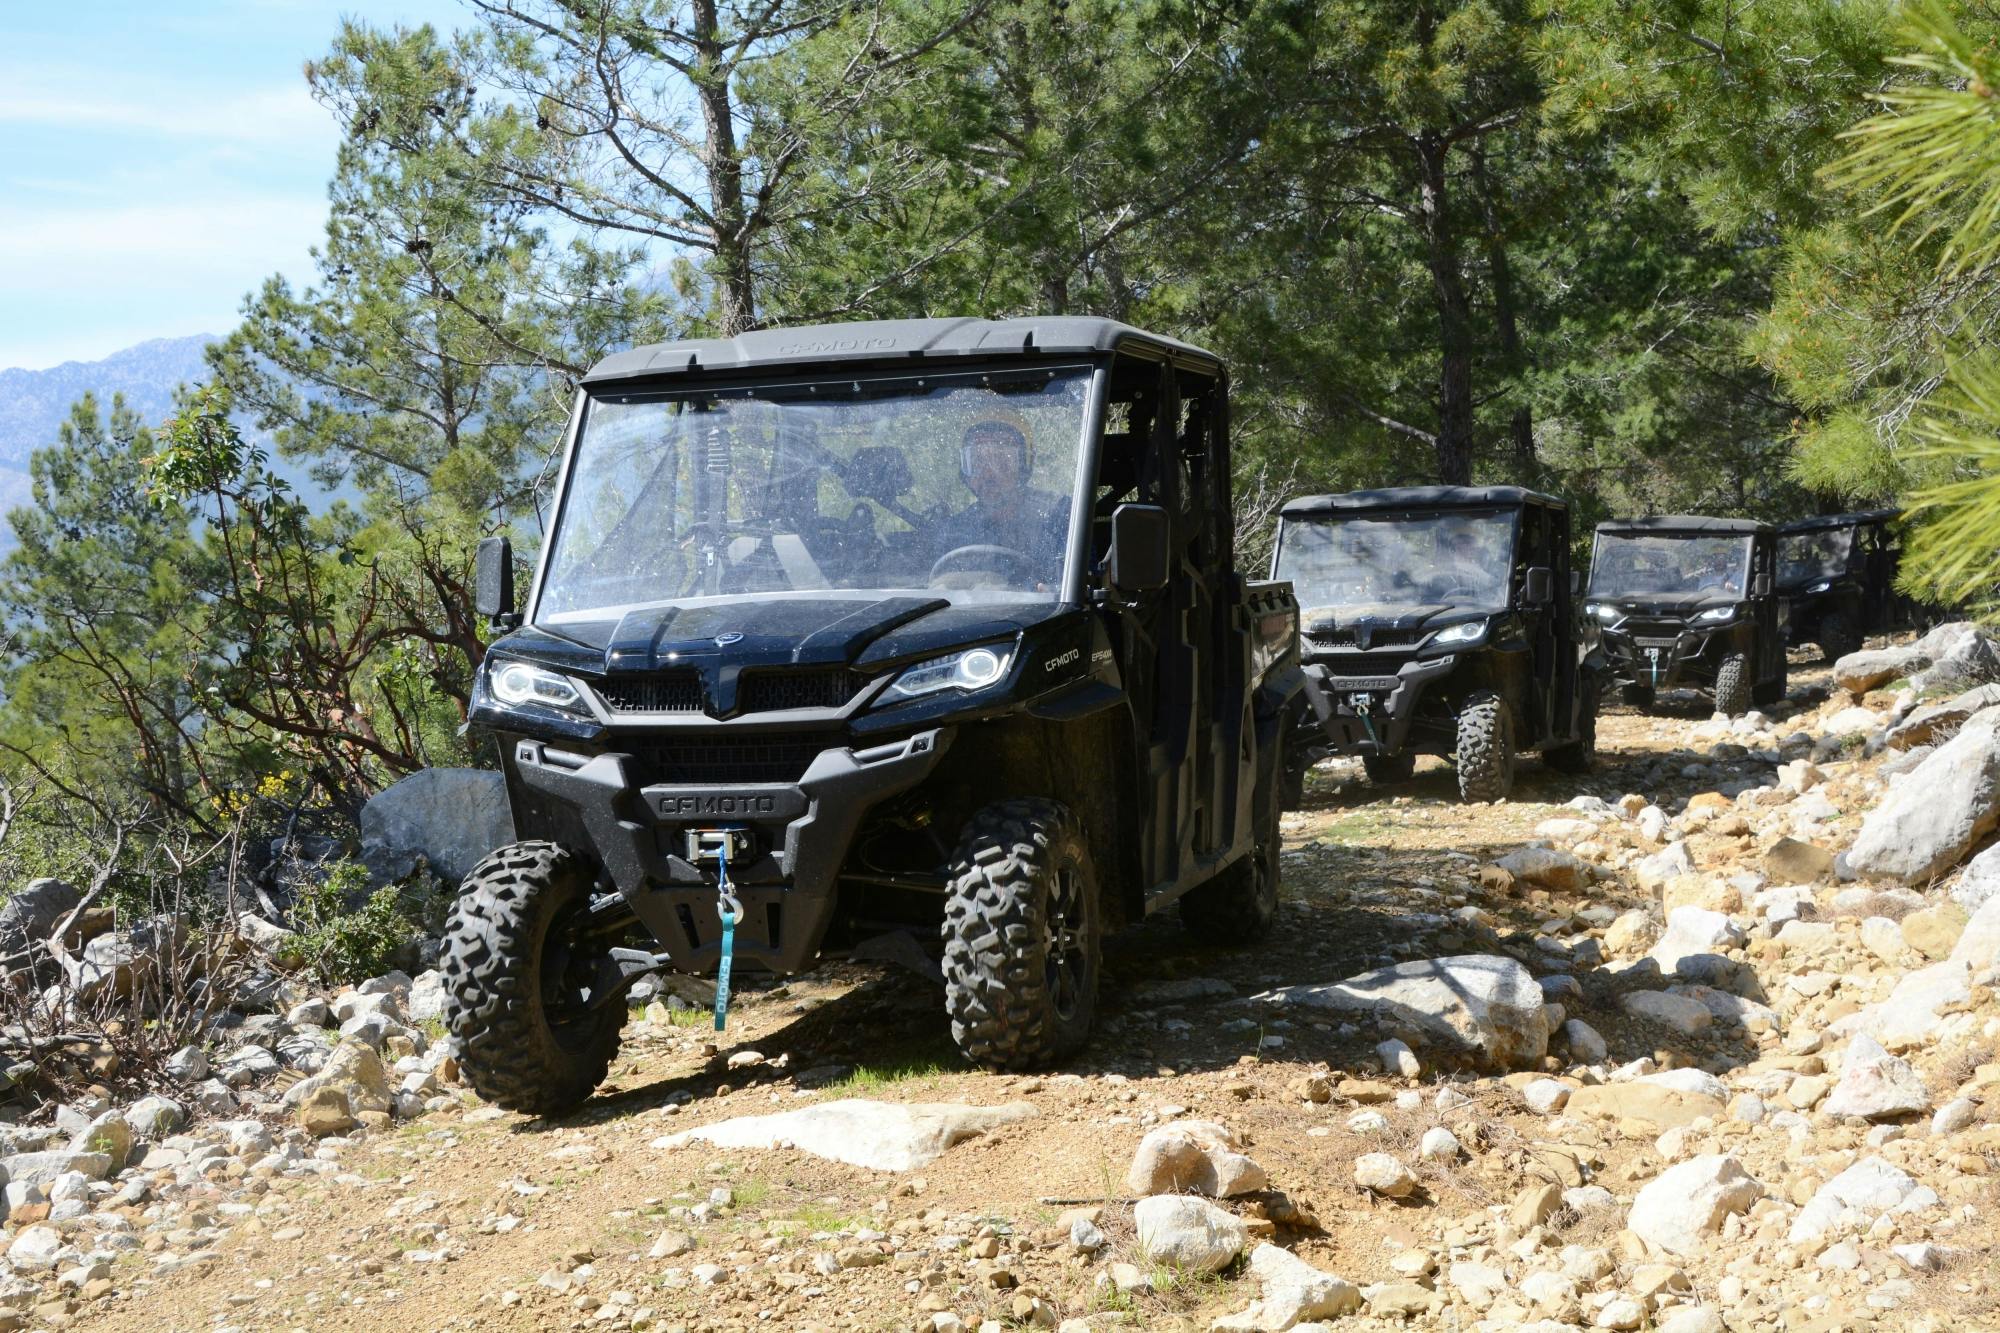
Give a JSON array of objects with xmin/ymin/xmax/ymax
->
[{"xmin": 714, "ymin": 632, "xmax": 745, "ymax": 646}]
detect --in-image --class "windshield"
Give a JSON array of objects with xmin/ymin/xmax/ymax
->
[
  {"xmin": 1589, "ymin": 532, "xmax": 1751, "ymax": 598},
  {"xmin": 1779, "ymin": 528, "xmax": 1853, "ymax": 586},
  {"xmin": 535, "ymin": 366, "xmax": 1091, "ymax": 623},
  {"xmin": 1274, "ymin": 510, "xmax": 1518, "ymax": 613}
]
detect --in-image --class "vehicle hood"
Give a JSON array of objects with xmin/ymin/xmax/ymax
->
[
  {"xmin": 1299, "ymin": 602, "xmax": 1469, "ymax": 631},
  {"xmin": 493, "ymin": 594, "xmax": 1064, "ymax": 678},
  {"xmin": 1589, "ymin": 592, "xmax": 1742, "ymax": 619}
]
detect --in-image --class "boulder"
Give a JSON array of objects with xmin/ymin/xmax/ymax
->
[
  {"xmin": 654, "ymin": 1099, "xmax": 1036, "ymax": 1172},
  {"xmin": 1627, "ymin": 1155, "xmax": 1762, "ymax": 1258},
  {"xmin": 1621, "ymin": 990, "xmax": 1712, "ymax": 1036},
  {"xmin": 233, "ymin": 913, "xmax": 303, "ymax": 968},
  {"xmin": 1250, "ymin": 955, "xmax": 1547, "ymax": 1072},
  {"xmin": 1634, "ymin": 842, "xmax": 1697, "ymax": 895},
  {"xmin": 68, "ymin": 1112, "xmax": 132, "ymax": 1171},
  {"xmin": 360, "ymin": 767, "xmax": 516, "ymax": 887},
  {"xmin": 1789, "ymin": 1156, "xmax": 1937, "ymax": 1243},
  {"xmin": 280, "ymin": 1039, "xmax": 391, "ymax": 1116},
  {"xmin": 1764, "ymin": 838, "xmax": 1835, "ymax": 885},
  {"xmin": 406, "ymin": 969, "xmax": 448, "ymax": 1024},
  {"xmin": 1884, "ymin": 684, "xmax": 2000, "ymax": 751},
  {"xmin": 1126, "ymin": 1120, "xmax": 1266, "ymax": 1198},
  {"xmin": 1354, "ymin": 1152, "xmax": 1416, "ymax": 1198},
  {"xmin": 1133, "ymin": 1195, "xmax": 1246, "ymax": 1273},
  {"xmin": 1915, "ymin": 628, "xmax": 2000, "ymax": 693},
  {"xmin": 1823, "ymin": 1034, "xmax": 1930, "ymax": 1121},
  {"xmin": 1495, "ymin": 847, "xmax": 1596, "ymax": 893},
  {"xmin": 1840, "ymin": 960, "xmax": 1974, "ymax": 1052},
  {"xmin": 0, "ymin": 1151, "xmax": 110, "ymax": 1187},
  {"xmin": 1566, "ymin": 1080, "xmax": 1725, "ymax": 1130},
  {"xmin": 1846, "ymin": 717, "xmax": 2000, "ymax": 882},
  {"xmin": 297, "ymin": 1085, "xmax": 357, "ymax": 1138},
  {"xmin": 1649, "ymin": 906, "xmax": 1744, "ymax": 971},
  {"xmin": 1948, "ymin": 893, "xmax": 2000, "ymax": 972},
  {"xmin": 1900, "ymin": 903, "xmax": 1968, "ymax": 959},
  {"xmin": 1834, "ymin": 646, "xmax": 1922, "ymax": 696},
  {"xmin": 5, "ymin": 1224, "xmax": 64, "ymax": 1273},
  {"xmin": 1211, "ymin": 1243, "xmax": 1361, "ymax": 1331},
  {"xmin": 0, "ymin": 878, "xmax": 80, "ymax": 980},
  {"xmin": 123, "ymin": 1095, "xmax": 186, "ymax": 1139},
  {"xmin": 1952, "ymin": 841, "xmax": 2000, "ymax": 913}
]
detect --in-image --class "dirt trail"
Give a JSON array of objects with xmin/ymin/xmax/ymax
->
[{"xmin": 44, "ymin": 652, "xmax": 2000, "ymax": 1331}]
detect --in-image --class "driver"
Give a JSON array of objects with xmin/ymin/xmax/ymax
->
[
  {"xmin": 1432, "ymin": 518, "xmax": 1488, "ymax": 594},
  {"xmin": 937, "ymin": 408, "xmax": 1066, "ymax": 569}
]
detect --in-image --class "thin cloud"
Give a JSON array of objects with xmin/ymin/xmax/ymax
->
[{"xmin": 0, "ymin": 75, "xmax": 329, "ymax": 146}]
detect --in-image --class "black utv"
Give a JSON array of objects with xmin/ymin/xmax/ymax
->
[
  {"xmin": 441, "ymin": 316, "xmax": 1302, "ymax": 1113},
  {"xmin": 1585, "ymin": 516, "xmax": 1787, "ymax": 716},
  {"xmin": 1776, "ymin": 509, "xmax": 1905, "ymax": 659},
  {"xmin": 1271, "ymin": 486, "xmax": 1598, "ymax": 804}
]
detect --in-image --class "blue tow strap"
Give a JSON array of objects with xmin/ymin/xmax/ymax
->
[{"xmin": 713, "ymin": 840, "xmax": 742, "ymax": 1033}]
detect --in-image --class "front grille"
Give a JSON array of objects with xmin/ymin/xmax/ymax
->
[
  {"xmin": 1307, "ymin": 628, "xmax": 1424, "ymax": 650},
  {"xmin": 738, "ymin": 668, "xmax": 867, "ymax": 713},
  {"xmin": 633, "ymin": 738, "xmax": 824, "ymax": 786},
  {"xmin": 597, "ymin": 672, "xmax": 703, "ymax": 713},
  {"xmin": 1312, "ymin": 651, "xmax": 1412, "ymax": 679}
]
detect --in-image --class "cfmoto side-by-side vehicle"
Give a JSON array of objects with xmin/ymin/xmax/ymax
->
[
  {"xmin": 440, "ymin": 317, "xmax": 1303, "ymax": 1113},
  {"xmin": 1776, "ymin": 509, "xmax": 1906, "ymax": 660},
  {"xmin": 1271, "ymin": 486, "xmax": 1598, "ymax": 805},
  {"xmin": 1585, "ymin": 516, "xmax": 1787, "ymax": 716}
]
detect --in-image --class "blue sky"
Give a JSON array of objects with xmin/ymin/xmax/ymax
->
[{"xmin": 0, "ymin": 0, "xmax": 468, "ymax": 371}]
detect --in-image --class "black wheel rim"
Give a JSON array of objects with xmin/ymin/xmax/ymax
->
[
  {"xmin": 541, "ymin": 901, "xmax": 611, "ymax": 1036},
  {"xmin": 1044, "ymin": 863, "xmax": 1089, "ymax": 1022}
]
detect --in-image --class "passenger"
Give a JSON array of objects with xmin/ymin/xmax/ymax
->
[{"xmin": 938, "ymin": 408, "xmax": 1067, "ymax": 569}]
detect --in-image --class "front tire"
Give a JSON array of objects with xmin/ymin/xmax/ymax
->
[
  {"xmin": 1820, "ymin": 611, "xmax": 1862, "ymax": 661},
  {"xmin": 439, "ymin": 841, "xmax": 625, "ymax": 1116},
  {"xmin": 1713, "ymin": 651, "xmax": 1753, "ymax": 716},
  {"xmin": 941, "ymin": 800, "xmax": 1100, "ymax": 1070},
  {"xmin": 1363, "ymin": 753, "xmax": 1416, "ymax": 784},
  {"xmin": 1455, "ymin": 692, "xmax": 1516, "ymax": 803}
]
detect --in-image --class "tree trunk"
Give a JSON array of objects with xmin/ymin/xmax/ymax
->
[
  {"xmin": 1471, "ymin": 148, "xmax": 1535, "ymax": 479},
  {"xmin": 690, "ymin": 0, "xmax": 757, "ymax": 336},
  {"xmin": 1416, "ymin": 134, "xmax": 1476, "ymax": 485}
]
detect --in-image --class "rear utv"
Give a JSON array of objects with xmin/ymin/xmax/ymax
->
[
  {"xmin": 440, "ymin": 316, "xmax": 1302, "ymax": 1113},
  {"xmin": 1584, "ymin": 515, "xmax": 1788, "ymax": 717},
  {"xmin": 1271, "ymin": 485, "xmax": 1600, "ymax": 805}
]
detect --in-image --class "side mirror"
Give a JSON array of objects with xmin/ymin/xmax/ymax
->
[
  {"xmin": 1106, "ymin": 504, "xmax": 1171, "ymax": 595},
  {"xmin": 475, "ymin": 535, "xmax": 516, "ymax": 621},
  {"xmin": 1751, "ymin": 570, "xmax": 1772, "ymax": 598},
  {"xmin": 1524, "ymin": 566, "xmax": 1555, "ymax": 606},
  {"xmin": 1568, "ymin": 570, "xmax": 1581, "ymax": 596}
]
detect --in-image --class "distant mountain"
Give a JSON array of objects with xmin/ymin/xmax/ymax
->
[{"xmin": 0, "ymin": 334, "xmax": 218, "ymax": 470}]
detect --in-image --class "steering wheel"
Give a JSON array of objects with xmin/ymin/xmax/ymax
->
[{"xmin": 928, "ymin": 544, "xmax": 1036, "ymax": 588}]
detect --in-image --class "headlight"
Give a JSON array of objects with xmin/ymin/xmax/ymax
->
[
  {"xmin": 883, "ymin": 645, "xmax": 1013, "ymax": 701},
  {"xmin": 1806, "ymin": 580, "xmax": 1832, "ymax": 594},
  {"xmin": 1694, "ymin": 605, "xmax": 1737, "ymax": 624},
  {"xmin": 488, "ymin": 660, "xmax": 584, "ymax": 710},
  {"xmin": 1589, "ymin": 603, "xmax": 1619, "ymax": 622},
  {"xmin": 1432, "ymin": 620, "xmax": 1487, "ymax": 647}
]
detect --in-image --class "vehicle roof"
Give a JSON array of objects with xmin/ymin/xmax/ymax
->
[
  {"xmin": 1595, "ymin": 514, "xmax": 1771, "ymax": 536},
  {"xmin": 1776, "ymin": 508, "xmax": 1900, "ymax": 534},
  {"xmin": 1279, "ymin": 485, "xmax": 1565, "ymax": 517},
  {"xmin": 581, "ymin": 316, "xmax": 1218, "ymax": 384}
]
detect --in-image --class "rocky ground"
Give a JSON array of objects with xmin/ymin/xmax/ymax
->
[{"xmin": 5, "ymin": 625, "xmax": 2000, "ymax": 1332}]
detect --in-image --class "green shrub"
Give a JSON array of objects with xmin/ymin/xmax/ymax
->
[{"xmin": 289, "ymin": 859, "xmax": 422, "ymax": 985}]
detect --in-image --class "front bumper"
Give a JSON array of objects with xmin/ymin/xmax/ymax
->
[
  {"xmin": 1298, "ymin": 654, "xmax": 1457, "ymax": 757},
  {"xmin": 1599, "ymin": 626, "xmax": 1724, "ymax": 690},
  {"xmin": 509, "ymin": 729, "xmax": 950, "ymax": 973}
]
